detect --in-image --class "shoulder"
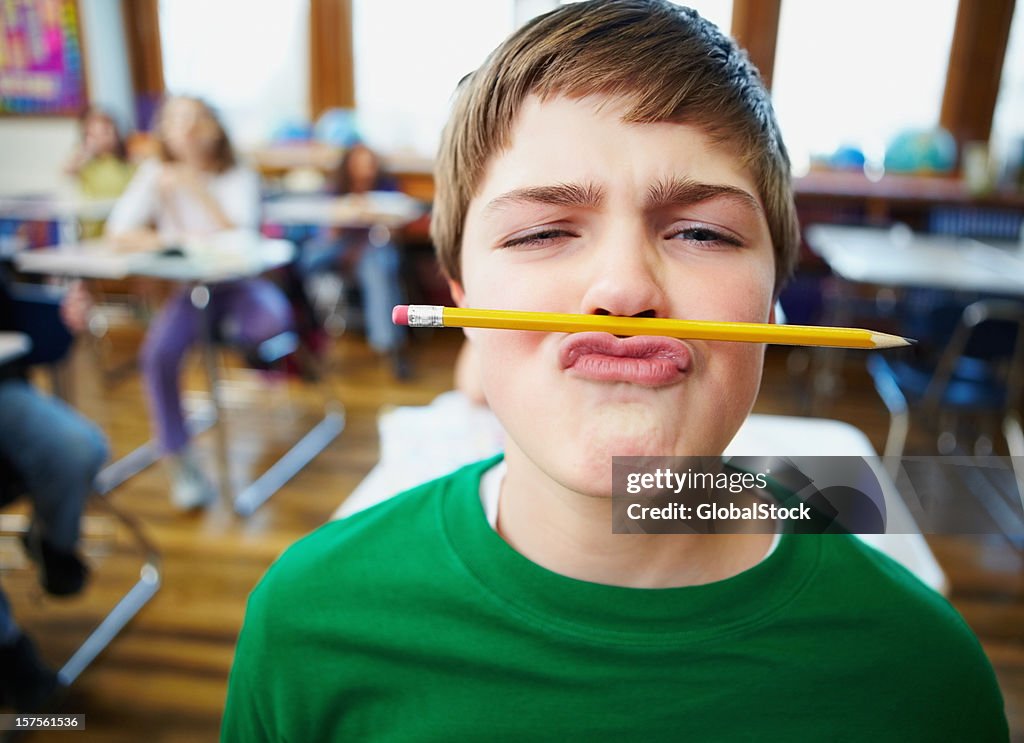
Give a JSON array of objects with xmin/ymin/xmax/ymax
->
[
  {"xmin": 823, "ymin": 536, "xmax": 954, "ymax": 614},
  {"xmin": 818, "ymin": 535, "xmax": 966, "ymax": 633},
  {"xmin": 817, "ymin": 535, "xmax": 1000, "ymax": 680},
  {"xmin": 825, "ymin": 536, "xmax": 1007, "ymax": 734},
  {"xmin": 250, "ymin": 458, "xmax": 495, "ymax": 610}
]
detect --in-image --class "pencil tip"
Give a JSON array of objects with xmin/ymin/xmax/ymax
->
[{"xmin": 870, "ymin": 332, "xmax": 915, "ymax": 349}]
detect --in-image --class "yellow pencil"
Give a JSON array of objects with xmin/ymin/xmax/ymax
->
[{"xmin": 392, "ymin": 305, "xmax": 911, "ymax": 349}]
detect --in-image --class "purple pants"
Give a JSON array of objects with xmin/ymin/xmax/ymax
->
[{"xmin": 140, "ymin": 278, "xmax": 294, "ymax": 454}]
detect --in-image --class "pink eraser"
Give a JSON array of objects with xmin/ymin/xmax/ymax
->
[{"xmin": 392, "ymin": 305, "xmax": 410, "ymax": 326}]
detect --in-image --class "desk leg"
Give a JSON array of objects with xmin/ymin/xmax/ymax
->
[{"xmin": 192, "ymin": 285, "xmax": 233, "ymax": 506}]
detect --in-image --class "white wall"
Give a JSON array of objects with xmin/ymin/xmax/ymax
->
[
  {"xmin": 0, "ymin": 119, "xmax": 80, "ymax": 195},
  {"xmin": 0, "ymin": 0, "xmax": 133, "ymax": 195}
]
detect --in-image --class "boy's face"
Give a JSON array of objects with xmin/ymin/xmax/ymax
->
[{"xmin": 451, "ymin": 95, "xmax": 775, "ymax": 496}]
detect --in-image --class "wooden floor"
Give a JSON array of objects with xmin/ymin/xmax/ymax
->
[{"xmin": 2, "ymin": 329, "xmax": 1022, "ymax": 742}]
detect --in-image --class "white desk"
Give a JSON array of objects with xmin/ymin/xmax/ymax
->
[
  {"xmin": 262, "ymin": 191, "xmax": 425, "ymax": 229},
  {"xmin": 333, "ymin": 393, "xmax": 948, "ymax": 595},
  {"xmin": 0, "ymin": 332, "xmax": 31, "ymax": 364},
  {"xmin": 14, "ymin": 231, "xmax": 344, "ymax": 516},
  {"xmin": 14, "ymin": 230, "xmax": 295, "ymax": 283},
  {"xmin": 804, "ymin": 224, "xmax": 1024, "ymax": 296}
]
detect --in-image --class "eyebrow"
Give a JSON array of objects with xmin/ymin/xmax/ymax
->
[
  {"xmin": 484, "ymin": 182, "xmax": 605, "ymax": 214},
  {"xmin": 483, "ymin": 178, "xmax": 763, "ymax": 217},
  {"xmin": 646, "ymin": 177, "xmax": 764, "ymax": 215}
]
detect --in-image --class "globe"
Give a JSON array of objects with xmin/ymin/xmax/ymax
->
[
  {"xmin": 314, "ymin": 108, "xmax": 363, "ymax": 148},
  {"xmin": 884, "ymin": 128, "xmax": 957, "ymax": 174}
]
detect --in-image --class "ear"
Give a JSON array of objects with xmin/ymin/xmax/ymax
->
[
  {"xmin": 447, "ymin": 279, "xmax": 479, "ymax": 342},
  {"xmin": 448, "ymin": 279, "xmax": 466, "ymax": 308}
]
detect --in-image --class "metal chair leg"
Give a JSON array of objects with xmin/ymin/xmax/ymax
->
[
  {"xmin": 1003, "ymin": 410, "xmax": 1024, "ymax": 512},
  {"xmin": 57, "ymin": 492, "xmax": 161, "ymax": 685},
  {"xmin": 866, "ymin": 356, "xmax": 909, "ymax": 479},
  {"xmin": 0, "ymin": 461, "xmax": 162, "ymax": 687}
]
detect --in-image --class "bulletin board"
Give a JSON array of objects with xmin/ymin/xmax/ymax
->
[{"xmin": 0, "ymin": 0, "xmax": 87, "ymax": 115}]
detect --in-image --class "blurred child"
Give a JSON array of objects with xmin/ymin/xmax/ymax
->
[
  {"xmin": 105, "ymin": 96, "xmax": 294, "ymax": 510},
  {"xmin": 301, "ymin": 143, "xmax": 410, "ymax": 378},
  {"xmin": 65, "ymin": 107, "xmax": 135, "ymax": 237}
]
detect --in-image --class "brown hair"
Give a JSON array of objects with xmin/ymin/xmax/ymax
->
[
  {"xmin": 154, "ymin": 95, "xmax": 236, "ymax": 173},
  {"xmin": 431, "ymin": 0, "xmax": 800, "ymax": 295},
  {"xmin": 332, "ymin": 143, "xmax": 383, "ymax": 195},
  {"xmin": 79, "ymin": 106, "xmax": 128, "ymax": 161}
]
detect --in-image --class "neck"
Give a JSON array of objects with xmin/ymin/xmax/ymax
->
[{"xmin": 497, "ymin": 444, "xmax": 773, "ymax": 588}]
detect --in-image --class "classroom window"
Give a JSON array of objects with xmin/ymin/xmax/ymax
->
[
  {"xmin": 158, "ymin": 0, "xmax": 309, "ymax": 149},
  {"xmin": 990, "ymin": 5, "xmax": 1024, "ymax": 183},
  {"xmin": 352, "ymin": 0, "xmax": 515, "ymax": 157},
  {"xmin": 353, "ymin": 0, "xmax": 733, "ymax": 159},
  {"xmin": 770, "ymin": 0, "xmax": 958, "ymax": 175}
]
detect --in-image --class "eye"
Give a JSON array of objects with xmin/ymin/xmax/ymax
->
[
  {"xmin": 668, "ymin": 223, "xmax": 743, "ymax": 249},
  {"xmin": 500, "ymin": 228, "xmax": 575, "ymax": 249}
]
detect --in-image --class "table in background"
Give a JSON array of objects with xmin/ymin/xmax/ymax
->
[
  {"xmin": 804, "ymin": 224, "xmax": 1024, "ymax": 296},
  {"xmin": 262, "ymin": 191, "xmax": 426, "ymax": 230},
  {"xmin": 802, "ymin": 224, "xmax": 1024, "ymax": 404},
  {"xmin": 14, "ymin": 231, "xmax": 343, "ymax": 516}
]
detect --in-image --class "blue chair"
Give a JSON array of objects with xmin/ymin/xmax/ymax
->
[
  {"xmin": 867, "ymin": 298, "xmax": 1024, "ymax": 467},
  {"xmin": 7, "ymin": 282, "xmax": 73, "ymax": 366}
]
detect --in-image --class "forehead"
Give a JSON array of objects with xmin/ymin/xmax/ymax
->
[
  {"xmin": 468, "ymin": 94, "xmax": 760, "ymax": 210},
  {"xmin": 163, "ymin": 99, "xmax": 206, "ymax": 123}
]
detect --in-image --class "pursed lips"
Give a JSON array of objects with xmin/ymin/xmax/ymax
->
[{"xmin": 558, "ymin": 332, "xmax": 692, "ymax": 387}]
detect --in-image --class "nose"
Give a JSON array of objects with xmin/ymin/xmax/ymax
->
[{"xmin": 578, "ymin": 233, "xmax": 668, "ymax": 319}]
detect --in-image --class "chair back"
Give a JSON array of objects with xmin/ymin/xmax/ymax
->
[
  {"xmin": 925, "ymin": 299, "xmax": 1024, "ymax": 411},
  {"xmin": 9, "ymin": 283, "xmax": 73, "ymax": 366}
]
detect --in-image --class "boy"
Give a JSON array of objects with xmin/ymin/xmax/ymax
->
[{"xmin": 222, "ymin": 2, "xmax": 1008, "ymax": 740}]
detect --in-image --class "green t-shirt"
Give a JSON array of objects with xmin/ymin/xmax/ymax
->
[{"xmin": 222, "ymin": 456, "xmax": 1008, "ymax": 742}]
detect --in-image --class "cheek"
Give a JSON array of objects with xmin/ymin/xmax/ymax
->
[{"xmin": 683, "ymin": 259, "xmax": 774, "ymax": 324}]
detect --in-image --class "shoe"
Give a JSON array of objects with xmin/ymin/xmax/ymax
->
[
  {"xmin": 20, "ymin": 528, "xmax": 89, "ymax": 597},
  {"xmin": 170, "ymin": 467, "xmax": 218, "ymax": 511},
  {"xmin": 168, "ymin": 450, "xmax": 218, "ymax": 511},
  {"xmin": 0, "ymin": 633, "xmax": 63, "ymax": 712}
]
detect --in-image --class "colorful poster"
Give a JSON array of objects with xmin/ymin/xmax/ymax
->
[{"xmin": 0, "ymin": 0, "xmax": 86, "ymax": 115}]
